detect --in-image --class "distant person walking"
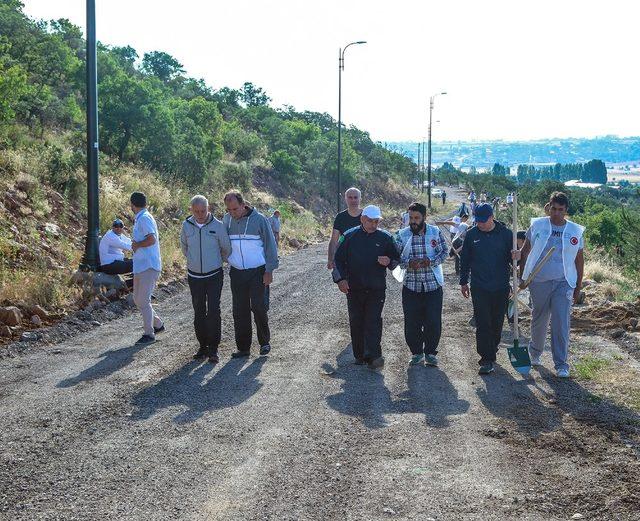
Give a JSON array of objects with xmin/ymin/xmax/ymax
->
[
  {"xmin": 401, "ymin": 209, "xmax": 410, "ymax": 228},
  {"xmin": 224, "ymin": 191, "xmax": 279, "ymax": 357},
  {"xmin": 334, "ymin": 205, "xmax": 400, "ymax": 369},
  {"xmin": 395, "ymin": 202, "xmax": 448, "ymax": 366},
  {"xmin": 130, "ymin": 192, "xmax": 165, "ymax": 345},
  {"xmin": 99, "ymin": 218, "xmax": 133, "ymax": 275},
  {"xmin": 436, "ymin": 213, "xmax": 469, "ymax": 274},
  {"xmin": 180, "ymin": 195, "xmax": 231, "ymax": 364},
  {"xmin": 327, "ymin": 187, "xmax": 363, "ymax": 270},
  {"xmin": 459, "ymin": 203, "xmax": 517, "ymax": 374},
  {"xmin": 516, "ymin": 191, "xmax": 585, "ymax": 378},
  {"xmin": 441, "ymin": 190, "xmax": 447, "ymax": 206},
  {"xmin": 269, "ymin": 209, "xmax": 281, "ymax": 246}
]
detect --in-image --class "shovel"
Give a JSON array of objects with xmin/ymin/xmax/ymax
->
[{"xmin": 507, "ymin": 192, "xmax": 531, "ymax": 376}]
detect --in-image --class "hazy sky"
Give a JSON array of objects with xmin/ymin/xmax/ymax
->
[{"xmin": 22, "ymin": 0, "xmax": 640, "ymax": 142}]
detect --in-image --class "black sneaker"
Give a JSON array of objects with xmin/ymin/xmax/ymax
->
[
  {"xmin": 193, "ymin": 347, "xmax": 208, "ymax": 360},
  {"xmin": 368, "ymin": 357, "xmax": 385, "ymax": 369},
  {"xmin": 154, "ymin": 324, "xmax": 165, "ymax": 334},
  {"xmin": 478, "ymin": 363, "xmax": 494, "ymax": 375},
  {"xmin": 231, "ymin": 350, "xmax": 250, "ymax": 359},
  {"xmin": 208, "ymin": 351, "xmax": 220, "ymax": 364},
  {"xmin": 354, "ymin": 358, "xmax": 366, "ymax": 365},
  {"xmin": 135, "ymin": 334, "xmax": 156, "ymax": 345},
  {"xmin": 259, "ymin": 344, "xmax": 271, "ymax": 356}
]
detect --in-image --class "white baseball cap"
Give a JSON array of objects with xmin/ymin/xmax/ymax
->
[{"xmin": 362, "ymin": 205, "xmax": 382, "ymax": 219}]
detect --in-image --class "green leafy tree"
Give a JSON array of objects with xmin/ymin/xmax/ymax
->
[
  {"xmin": 141, "ymin": 51, "xmax": 184, "ymax": 82},
  {"xmin": 240, "ymin": 81, "xmax": 271, "ymax": 107}
]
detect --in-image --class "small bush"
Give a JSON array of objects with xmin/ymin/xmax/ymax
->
[{"xmin": 575, "ymin": 356, "xmax": 611, "ymax": 380}]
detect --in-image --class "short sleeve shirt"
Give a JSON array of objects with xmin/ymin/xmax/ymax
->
[
  {"xmin": 269, "ymin": 216, "xmax": 281, "ymax": 233},
  {"xmin": 333, "ymin": 210, "xmax": 362, "ymax": 236},
  {"xmin": 526, "ymin": 223, "xmax": 583, "ymax": 282},
  {"xmin": 132, "ymin": 209, "xmax": 162, "ymax": 274}
]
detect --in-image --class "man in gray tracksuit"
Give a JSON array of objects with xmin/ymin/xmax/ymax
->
[
  {"xmin": 223, "ymin": 191, "xmax": 279, "ymax": 358},
  {"xmin": 180, "ymin": 195, "xmax": 231, "ymax": 363}
]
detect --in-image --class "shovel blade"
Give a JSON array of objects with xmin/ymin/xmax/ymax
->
[{"xmin": 508, "ymin": 340, "xmax": 531, "ymax": 376}]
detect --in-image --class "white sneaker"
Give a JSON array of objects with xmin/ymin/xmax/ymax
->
[
  {"xmin": 557, "ymin": 368, "xmax": 570, "ymax": 378},
  {"xmin": 530, "ymin": 357, "xmax": 543, "ymax": 367}
]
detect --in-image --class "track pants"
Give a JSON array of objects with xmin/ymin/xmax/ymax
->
[
  {"xmin": 471, "ymin": 286, "xmax": 509, "ymax": 365},
  {"xmin": 402, "ymin": 286, "xmax": 443, "ymax": 356},
  {"xmin": 528, "ymin": 279, "xmax": 572, "ymax": 371},
  {"xmin": 346, "ymin": 288, "xmax": 386, "ymax": 361},
  {"xmin": 188, "ymin": 271, "xmax": 223, "ymax": 352},
  {"xmin": 230, "ymin": 266, "xmax": 270, "ymax": 352}
]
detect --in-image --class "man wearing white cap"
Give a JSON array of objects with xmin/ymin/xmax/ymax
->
[{"xmin": 333, "ymin": 205, "xmax": 400, "ymax": 369}]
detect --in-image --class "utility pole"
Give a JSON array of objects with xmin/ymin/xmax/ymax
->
[
  {"xmin": 81, "ymin": 0, "xmax": 100, "ymax": 271},
  {"xmin": 427, "ymin": 91, "xmax": 447, "ymax": 209},
  {"xmin": 417, "ymin": 143, "xmax": 421, "ymax": 189}
]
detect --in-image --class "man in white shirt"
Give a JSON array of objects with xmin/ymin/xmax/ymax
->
[
  {"xmin": 99, "ymin": 219, "xmax": 133, "ymax": 275},
  {"xmin": 269, "ymin": 209, "xmax": 281, "ymax": 245},
  {"xmin": 130, "ymin": 192, "xmax": 165, "ymax": 345}
]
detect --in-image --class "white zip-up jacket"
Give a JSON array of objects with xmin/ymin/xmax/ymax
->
[{"xmin": 223, "ymin": 207, "xmax": 279, "ymax": 272}]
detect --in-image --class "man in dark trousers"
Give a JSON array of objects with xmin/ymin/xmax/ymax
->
[
  {"xmin": 180, "ymin": 195, "xmax": 231, "ymax": 364},
  {"xmin": 334, "ymin": 205, "xmax": 400, "ymax": 369},
  {"xmin": 395, "ymin": 202, "xmax": 448, "ymax": 366},
  {"xmin": 223, "ymin": 191, "xmax": 279, "ymax": 358},
  {"xmin": 459, "ymin": 203, "xmax": 517, "ymax": 374}
]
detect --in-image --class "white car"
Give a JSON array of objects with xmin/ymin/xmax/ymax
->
[{"xmin": 431, "ymin": 188, "xmax": 444, "ymax": 198}]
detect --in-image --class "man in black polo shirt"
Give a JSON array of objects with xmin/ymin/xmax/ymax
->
[
  {"xmin": 327, "ymin": 187, "xmax": 363, "ymax": 269},
  {"xmin": 459, "ymin": 203, "xmax": 517, "ymax": 375},
  {"xmin": 334, "ymin": 205, "xmax": 400, "ymax": 369}
]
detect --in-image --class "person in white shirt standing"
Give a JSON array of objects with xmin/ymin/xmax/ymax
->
[
  {"xmin": 99, "ymin": 218, "xmax": 133, "ymax": 275},
  {"xmin": 130, "ymin": 192, "xmax": 165, "ymax": 345},
  {"xmin": 516, "ymin": 191, "xmax": 585, "ymax": 378}
]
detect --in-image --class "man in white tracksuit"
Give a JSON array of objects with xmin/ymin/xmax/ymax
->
[
  {"xmin": 223, "ymin": 191, "xmax": 279, "ymax": 358},
  {"xmin": 517, "ymin": 191, "xmax": 585, "ymax": 378}
]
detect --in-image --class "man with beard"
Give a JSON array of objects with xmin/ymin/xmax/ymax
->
[
  {"xmin": 395, "ymin": 202, "xmax": 449, "ymax": 366},
  {"xmin": 333, "ymin": 205, "xmax": 400, "ymax": 369}
]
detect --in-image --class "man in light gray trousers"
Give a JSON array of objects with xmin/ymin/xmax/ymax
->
[
  {"xmin": 180, "ymin": 195, "xmax": 231, "ymax": 364},
  {"xmin": 223, "ymin": 191, "xmax": 279, "ymax": 358},
  {"xmin": 517, "ymin": 191, "xmax": 585, "ymax": 378}
]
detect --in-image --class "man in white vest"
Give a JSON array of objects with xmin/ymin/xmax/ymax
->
[
  {"xmin": 517, "ymin": 191, "xmax": 584, "ymax": 378},
  {"xmin": 395, "ymin": 202, "xmax": 448, "ymax": 366}
]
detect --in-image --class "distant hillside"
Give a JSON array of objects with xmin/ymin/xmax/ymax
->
[{"xmin": 388, "ymin": 136, "xmax": 640, "ymax": 168}]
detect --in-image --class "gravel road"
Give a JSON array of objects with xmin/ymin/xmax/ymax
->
[{"xmin": 1, "ymin": 223, "xmax": 639, "ymax": 519}]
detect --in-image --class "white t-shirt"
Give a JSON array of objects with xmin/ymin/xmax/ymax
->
[
  {"xmin": 401, "ymin": 211, "xmax": 410, "ymax": 227},
  {"xmin": 195, "ymin": 221, "xmax": 206, "ymax": 229},
  {"xmin": 449, "ymin": 215, "xmax": 461, "ymax": 234},
  {"xmin": 455, "ymin": 221, "xmax": 469, "ymax": 240},
  {"xmin": 132, "ymin": 209, "xmax": 162, "ymax": 274},
  {"xmin": 99, "ymin": 229, "xmax": 132, "ymax": 265}
]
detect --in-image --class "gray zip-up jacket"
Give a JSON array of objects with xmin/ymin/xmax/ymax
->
[
  {"xmin": 223, "ymin": 207, "xmax": 279, "ymax": 272},
  {"xmin": 180, "ymin": 214, "xmax": 231, "ymax": 277}
]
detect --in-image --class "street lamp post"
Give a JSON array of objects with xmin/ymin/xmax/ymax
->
[
  {"xmin": 427, "ymin": 91, "xmax": 446, "ymax": 209},
  {"xmin": 81, "ymin": 0, "xmax": 100, "ymax": 271},
  {"xmin": 337, "ymin": 40, "xmax": 366, "ymax": 214}
]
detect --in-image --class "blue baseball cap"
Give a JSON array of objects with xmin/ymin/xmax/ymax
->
[{"xmin": 474, "ymin": 203, "xmax": 494, "ymax": 223}]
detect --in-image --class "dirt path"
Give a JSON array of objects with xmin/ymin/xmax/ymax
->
[{"xmin": 1, "ymin": 210, "xmax": 639, "ymax": 520}]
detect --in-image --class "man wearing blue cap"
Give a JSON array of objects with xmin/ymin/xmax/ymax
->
[
  {"xmin": 99, "ymin": 218, "xmax": 133, "ymax": 275},
  {"xmin": 459, "ymin": 203, "xmax": 516, "ymax": 374}
]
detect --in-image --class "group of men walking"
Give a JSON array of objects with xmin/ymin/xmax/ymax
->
[
  {"xmin": 108, "ymin": 185, "xmax": 584, "ymax": 378},
  {"xmin": 330, "ymin": 188, "xmax": 585, "ymax": 377}
]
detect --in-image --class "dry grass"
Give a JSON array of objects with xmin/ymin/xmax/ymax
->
[{"xmin": 584, "ymin": 258, "xmax": 626, "ymax": 285}]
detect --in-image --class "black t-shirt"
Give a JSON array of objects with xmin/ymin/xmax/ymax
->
[{"xmin": 333, "ymin": 209, "xmax": 362, "ymax": 236}]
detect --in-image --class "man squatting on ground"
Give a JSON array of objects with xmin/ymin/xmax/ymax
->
[
  {"xmin": 459, "ymin": 203, "xmax": 518, "ymax": 374},
  {"xmin": 333, "ymin": 205, "xmax": 400, "ymax": 369},
  {"xmin": 99, "ymin": 218, "xmax": 133, "ymax": 275},
  {"xmin": 180, "ymin": 195, "xmax": 231, "ymax": 364},
  {"xmin": 516, "ymin": 191, "xmax": 585, "ymax": 378},
  {"xmin": 395, "ymin": 202, "xmax": 448, "ymax": 366},
  {"xmin": 327, "ymin": 187, "xmax": 363, "ymax": 270},
  {"xmin": 130, "ymin": 192, "xmax": 165, "ymax": 345},
  {"xmin": 223, "ymin": 191, "xmax": 279, "ymax": 358}
]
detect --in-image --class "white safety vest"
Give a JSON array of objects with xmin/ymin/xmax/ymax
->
[
  {"xmin": 394, "ymin": 224, "xmax": 444, "ymax": 286},
  {"xmin": 522, "ymin": 216, "xmax": 584, "ymax": 288}
]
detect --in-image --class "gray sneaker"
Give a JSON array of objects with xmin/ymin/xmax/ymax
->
[
  {"xmin": 478, "ymin": 362, "xmax": 494, "ymax": 375},
  {"xmin": 425, "ymin": 354, "xmax": 439, "ymax": 367},
  {"xmin": 409, "ymin": 354, "xmax": 424, "ymax": 366}
]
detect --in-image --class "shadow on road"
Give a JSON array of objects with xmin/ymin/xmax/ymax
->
[
  {"xmin": 57, "ymin": 343, "xmax": 147, "ymax": 388},
  {"xmin": 130, "ymin": 356, "xmax": 267, "ymax": 424},
  {"xmin": 325, "ymin": 345, "xmax": 470, "ymax": 429}
]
